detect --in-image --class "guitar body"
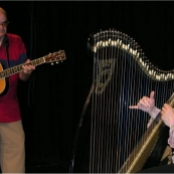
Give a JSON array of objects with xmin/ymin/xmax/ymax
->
[{"xmin": 0, "ymin": 63, "xmax": 6, "ymax": 94}]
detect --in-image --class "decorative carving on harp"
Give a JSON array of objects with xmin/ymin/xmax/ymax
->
[{"xmin": 69, "ymin": 29, "xmax": 174, "ymax": 173}]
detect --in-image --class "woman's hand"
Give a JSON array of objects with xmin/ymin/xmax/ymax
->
[{"xmin": 161, "ymin": 103, "xmax": 174, "ymax": 127}]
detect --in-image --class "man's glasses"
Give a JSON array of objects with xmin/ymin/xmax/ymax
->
[{"xmin": 0, "ymin": 21, "xmax": 9, "ymax": 28}]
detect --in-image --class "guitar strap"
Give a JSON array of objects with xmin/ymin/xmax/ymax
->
[{"xmin": 3, "ymin": 34, "xmax": 9, "ymax": 68}]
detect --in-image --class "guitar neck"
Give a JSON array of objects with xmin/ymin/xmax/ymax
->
[{"xmin": 0, "ymin": 57, "xmax": 45, "ymax": 79}]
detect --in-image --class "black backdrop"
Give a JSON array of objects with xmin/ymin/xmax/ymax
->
[{"xmin": 1, "ymin": 1, "xmax": 174, "ymax": 173}]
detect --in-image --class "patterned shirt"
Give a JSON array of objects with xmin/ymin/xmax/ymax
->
[
  {"xmin": 147, "ymin": 106, "xmax": 174, "ymax": 163},
  {"xmin": 168, "ymin": 122, "xmax": 174, "ymax": 148}
]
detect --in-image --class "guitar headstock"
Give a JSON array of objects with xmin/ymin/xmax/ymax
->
[{"xmin": 44, "ymin": 50, "xmax": 66, "ymax": 65}]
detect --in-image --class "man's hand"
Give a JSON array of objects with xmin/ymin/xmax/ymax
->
[
  {"xmin": 22, "ymin": 59, "xmax": 35, "ymax": 74},
  {"xmin": 19, "ymin": 59, "xmax": 35, "ymax": 81}
]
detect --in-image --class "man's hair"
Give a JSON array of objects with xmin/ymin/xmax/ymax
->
[{"xmin": 0, "ymin": 7, "xmax": 7, "ymax": 19}]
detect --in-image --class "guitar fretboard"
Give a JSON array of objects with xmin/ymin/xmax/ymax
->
[{"xmin": 0, "ymin": 57, "xmax": 45, "ymax": 79}]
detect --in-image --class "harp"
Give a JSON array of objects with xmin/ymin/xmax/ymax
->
[{"xmin": 70, "ymin": 29, "xmax": 174, "ymax": 173}]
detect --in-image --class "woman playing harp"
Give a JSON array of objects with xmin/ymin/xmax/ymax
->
[{"xmin": 130, "ymin": 91, "xmax": 174, "ymax": 172}]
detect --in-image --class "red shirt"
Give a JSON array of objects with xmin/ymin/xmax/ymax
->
[{"xmin": 0, "ymin": 33, "xmax": 27, "ymax": 122}]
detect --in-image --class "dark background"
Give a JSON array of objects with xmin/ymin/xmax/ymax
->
[{"xmin": 1, "ymin": 1, "xmax": 174, "ymax": 173}]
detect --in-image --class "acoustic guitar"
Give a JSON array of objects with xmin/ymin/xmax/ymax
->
[{"xmin": 0, "ymin": 50, "xmax": 66, "ymax": 94}]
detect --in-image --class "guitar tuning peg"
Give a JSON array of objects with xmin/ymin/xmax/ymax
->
[{"xmin": 51, "ymin": 63, "xmax": 54, "ymax": 65}]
